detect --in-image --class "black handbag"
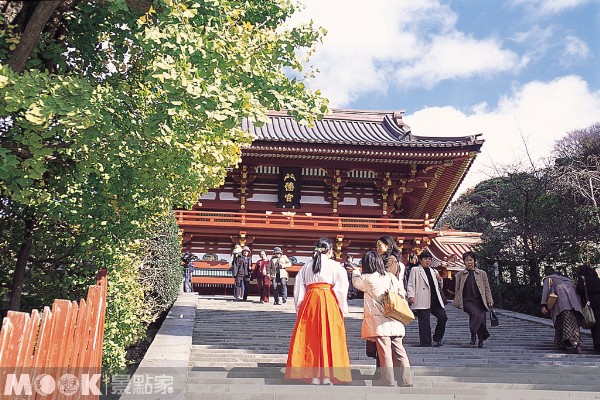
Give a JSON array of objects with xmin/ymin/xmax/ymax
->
[
  {"xmin": 365, "ymin": 340, "xmax": 377, "ymax": 358},
  {"xmin": 490, "ymin": 308, "xmax": 499, "ymax": 327},
  {"xmin": 581, "ymin": 276, "xmax": 597, "ymax": 329}
]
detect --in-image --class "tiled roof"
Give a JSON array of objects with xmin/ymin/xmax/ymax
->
[{"xmin": 242, "ymin": 109, "xmax": 483, "ymax": 148}]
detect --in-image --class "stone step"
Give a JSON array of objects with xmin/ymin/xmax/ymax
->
[
  {"xmin": 185, "ymin": 371, "xmax": 600, "ymax": 384},
  {"xmin": 188, "ymin": 296, "xmax": 598, "ymax": 400},
  {"xmin": 183, "ymin": 384, "xmax": 600, "ymax": 399}
]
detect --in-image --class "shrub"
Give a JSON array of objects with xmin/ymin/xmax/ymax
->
[
  {"xmin": 138, "ymin": 215, "xmax": 182, "ymax": 321},
  {"xmin": 491, "ymin": 283, "xmax": 543, "ymax": 316},
  {"xmin": 102, "ymin": 213, "xmax": 182, "ymax": 374}
]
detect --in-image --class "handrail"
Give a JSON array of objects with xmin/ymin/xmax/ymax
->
[{"xmin": 175, "ymin": 210, "xmax": 432, "ymax": 234}]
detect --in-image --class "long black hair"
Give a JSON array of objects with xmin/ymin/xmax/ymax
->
[
  {"xmin": 311, "ymin": 237, "xmax": 333, "ymax": 274},
  {"xmin": 377, "ymin": 235, "xmax": 401, "ymax": 263},
  {"xmin": 361, "ymin": 251, "xmax": 386, "ymax": 276}
]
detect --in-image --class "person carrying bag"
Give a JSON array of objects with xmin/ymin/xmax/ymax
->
[
  {"xmin": 352, "ymin": 251, "xmax": 413, "ymax": 387},
  {"xmin": 575, "ymin": 264, "xmax": 600, "ymax": 354}
]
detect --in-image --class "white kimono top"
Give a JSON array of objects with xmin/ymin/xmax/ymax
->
[{"xmin": 293, "ymin": 255, "xmax": 349, "ymax": 315}]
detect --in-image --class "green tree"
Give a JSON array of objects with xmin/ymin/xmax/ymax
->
[
  {"xmin": 441, "ymin": 124, "xmax": 600, "ymax": 315},
  {"xmin": 444, "ymin": 170, "xmax": 585, "ymax": 285},
  {"xmin": 1, "ymin": 0, "xmax": 328, "ymax": 371}
]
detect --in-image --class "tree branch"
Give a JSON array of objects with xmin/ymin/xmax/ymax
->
[
  {"xmin": 126, "ymin": 0, "xmax": 152, "ymax": 13},
  {"xmin": 8, "ymin": 1, "xmax": 63, "ymax": 74}
]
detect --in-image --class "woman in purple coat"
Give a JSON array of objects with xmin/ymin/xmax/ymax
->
[{"xmin": 541, "ymin": 267, "xmax": 583, "ymax": 353}]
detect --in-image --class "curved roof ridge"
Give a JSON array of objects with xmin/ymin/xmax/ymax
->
[{"xmin": 246, "ymin": 108, "xmax": 484, "ymax": 148}]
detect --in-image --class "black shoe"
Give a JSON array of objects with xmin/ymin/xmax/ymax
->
[
  {"xmin": 470, "ymin": 333, "xmax": 476, "ymax": 345},
  {"xmin": 434, "ymin": 341, "xmax": 444, "ymax": 347},
  {"xmin": 417, "ymin": 344, "xmax": 432, "ymax": 347},
  {"xmin": 283, "ymin": 298, "xmax": 287, "ymax": 303},
  {"xmin": 274, "ymin": 302, "xmax": 281, "ymax": 305},
  {"xmin": 478, "ymin": 341, "xmax": 484, "ymax": 348},
  {"xmin": 571, "ymin": 345, "xmax": 581, "ymax": 354}
]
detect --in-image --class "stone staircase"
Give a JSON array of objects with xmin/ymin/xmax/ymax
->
[{"xmin": 186, "ymin": 296, "xmax": 600, "ymax": 399}]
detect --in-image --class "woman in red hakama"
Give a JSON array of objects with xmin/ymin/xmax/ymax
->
[{"xmin": 285, "ymin": 237, "xmax": 352, "ymax": 385}]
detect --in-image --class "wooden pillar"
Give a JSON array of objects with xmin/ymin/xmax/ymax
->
[
  {"xmin": 324, "ymin": 169, "xmax": 348, "ymax": 214},
  {"xmin": 375, "ymin": 171, "xmax": 393, "ymax": 216},
  {"xmin": 232, "ymin": 165, "xmax": 255, "ymax": 211},
  {"xmin": 335, "ymin": 235, "xmax": 344, "ymax": 260}
]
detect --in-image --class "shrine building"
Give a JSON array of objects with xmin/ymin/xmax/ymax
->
[{"xmin": 176, "ymin": 109, "xmax": 484, "ymax": 293}]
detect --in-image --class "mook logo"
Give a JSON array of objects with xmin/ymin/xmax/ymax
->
[{"xmin": 4, "ymin": 373, "xmax": 101, "ymax": 396}]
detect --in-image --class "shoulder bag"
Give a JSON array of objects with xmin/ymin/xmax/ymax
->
[
  {"xmin": 581, "ymin": 276, "xmax": 596, "ymax": 329},
  {"xmin": 546, "ymin": 277, "xmax": 558, "ymax": 310},
  {"xmin": 368, "ymin": 275, "xmax": 415, "ymax": 325}
]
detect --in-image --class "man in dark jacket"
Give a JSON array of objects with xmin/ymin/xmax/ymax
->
[
  {"xmin": 231, "ymin": 245, "xmax": 244, "ymax": 299},
  {"xmin": 241, "ymin": 246, "xmax": 252, "ymax": 301}
]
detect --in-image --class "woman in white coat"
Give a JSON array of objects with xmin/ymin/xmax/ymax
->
[{"xmin": 353, "ymin": 251, "xmax": 413, "ymax": 387}]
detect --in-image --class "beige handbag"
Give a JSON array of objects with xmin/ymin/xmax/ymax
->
[
  {"xmin": 382, "ymin": 289, "xmax": 415, "ymax": 325},
  {"xmin": 546, "ymin": 277, "xmax": 558, "ymax": 310},
  {"xmin": 368, "ymin": 274, "xmax": 415, "ymax": 325}
]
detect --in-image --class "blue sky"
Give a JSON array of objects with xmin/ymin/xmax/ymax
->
[{"xmin": 291, "ymin": 0, "xmax": 600, "ymax": 194}]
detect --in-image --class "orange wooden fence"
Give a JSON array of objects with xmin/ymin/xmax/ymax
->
[{"xmin": 0, "ymin": 269, "xmax": 108, "ymax": 399}]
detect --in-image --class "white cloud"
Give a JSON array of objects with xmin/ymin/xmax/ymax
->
[
  {"xmin": 509, "ymin": 26, "xmax": 592, "ymax": 69},
  {"xmin": 405, "ymin": 75, "xmax": 600, "ymax": 195},
  {"xmin": 561, "ymin": 35, "xmax": 591, "ymax": 66},
  {"xmin": 395, "ymin": 33, "xmax": 520, "ymax": 88},
  {"xmin": 508, "ymin": 0, "xmax": 592, "ymax": 16},
  {"xmin": 291, "ymin": 0, "xmax": 521, "ymax": 106},
  {"xmin": 510, "ymin": 25, "xmax": 555, "ymax": 67}
]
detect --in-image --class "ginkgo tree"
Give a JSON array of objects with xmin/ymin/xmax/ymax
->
[{"xmin": 0, "ymin": 0, "xmax": 328, "ymax": 371}]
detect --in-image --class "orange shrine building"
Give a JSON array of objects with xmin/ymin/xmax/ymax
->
[{"xmin": 176, "ymin": 109, "xmax": 484, "ymax": 293}]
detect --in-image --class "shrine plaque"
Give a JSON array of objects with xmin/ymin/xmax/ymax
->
[{"xmin": 277, "ymin": 167, "xmax": 302, "ymax": 208}]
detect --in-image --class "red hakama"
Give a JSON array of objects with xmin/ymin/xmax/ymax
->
[{"xmin": 285, "ymin": 283, "xmax": 352, "ymax": 384}]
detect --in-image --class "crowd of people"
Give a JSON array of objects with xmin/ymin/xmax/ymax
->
[{"xmin": 225, "ymin": 238, "xmax": 599, "ymax": 386}]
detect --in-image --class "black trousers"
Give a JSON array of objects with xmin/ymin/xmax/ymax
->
[
  {"xmin": 242, "ymin": 278, "xmax": 250, "ymax": 300},
  {"xmin": 415, "ymin": 305, "xmax": 448, "ymax": 346},
  {"xmin": 271, "ymin": 279, "xmax": 280, "ymax": 303}
]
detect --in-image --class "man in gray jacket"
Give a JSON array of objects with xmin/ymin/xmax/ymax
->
[
  {"xmin": 407, "ymin": 250, "xmax": 448, "ymax": 347},
  {"xmin": 268, "ymin": 247, "xmax": 292, "ymax": 305}
]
